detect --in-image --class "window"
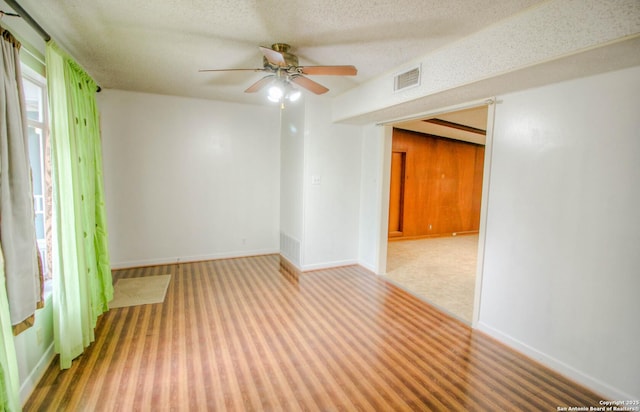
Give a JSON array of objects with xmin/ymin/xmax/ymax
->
[{"xmin": 23, "ymin": 67, "xmax": 51, "ymax": 279}]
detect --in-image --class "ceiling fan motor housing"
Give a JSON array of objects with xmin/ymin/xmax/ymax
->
[{"xmin": 263, "ymin": 43, "xmax": 298, "ymax": 68}]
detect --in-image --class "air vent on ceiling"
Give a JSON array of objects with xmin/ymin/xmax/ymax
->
[{"xmin": 394, "ymin": 65, "xmax": 421, "ymax": 91}]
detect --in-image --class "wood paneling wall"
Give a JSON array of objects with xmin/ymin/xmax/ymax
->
[{"xmin": 390, "ymin": 128, "xmax": 484, "ymax": 239}]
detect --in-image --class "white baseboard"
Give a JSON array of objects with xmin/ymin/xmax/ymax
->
[
  {"xmin": 476, "ymin": 321, "xmax": 635, "ymax": 400},
  {"xmin": 113, "ymin": 250, "xmax": 362, "ymax": 274},
  {"xmin": 300, "ymin": 259, "xmax": 359, "ymax": 272},
  {"xmin": 278, "ymin": 254, "xmax": 362, "ymax": 273},
  {"xmin": 20, "ymin": 342, "xmax": 55, "ymax": 405},
  {"xmin": 278, "ymin": 254, "xmax": 302, "ymax": 271},
  {"xmin": 280, "ymin": 253, "xmax": 375, "ymax": 273},
  {"xmin": 357, "ymin": 260, "xmax": 378, "ymax": 274},
  {"xmin": 110, "ymin": 248, "xmax": 280, "ymax": 269}
]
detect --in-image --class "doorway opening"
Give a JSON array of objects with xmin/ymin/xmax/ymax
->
[{"xmin": 383, "ymin": 105, "xmax": 489, "ymax": 324}]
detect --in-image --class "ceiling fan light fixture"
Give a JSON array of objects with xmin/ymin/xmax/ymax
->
[
  {"xmin": 267, "ymin": 85, "xmax": 284, "ymax": 102},
  {"xmin": 266, "ymin": 79, "xmax": 302, "ymax": 104},
  {"xmin": 287, "ymin": 88, "xmax": 301, "ymax": 102}
]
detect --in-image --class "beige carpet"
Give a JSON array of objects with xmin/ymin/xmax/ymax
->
[
  {"xmin": 385, "ymin": 235, "xmax": 478, "ymax": 323},
  {"xmin": 110, "ymin": 275, "xmax": 171, "ymax": 308}
]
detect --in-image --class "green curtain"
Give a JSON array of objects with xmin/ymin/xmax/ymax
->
[
  {"xmin": 0, "ymin": 246, "xmax": 20, "ymax": 412},
  {"xmin": 46, "ymin": 42, "xmax": 113, "ymax": 369}
]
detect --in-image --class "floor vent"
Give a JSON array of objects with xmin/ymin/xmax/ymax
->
[{"xmin": 394, "ymin": 66, "xmax": 421, "ymax": 91}]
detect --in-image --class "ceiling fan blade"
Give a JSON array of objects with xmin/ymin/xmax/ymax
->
[
  {"xmin": 259, "ymin": 46, "xmax": 286, "ymax": 66},
  {"xmin": 244, "ymin": 75, "xmax": 275, "ymax": 93},
  {"xmin": 199, "ymin": 68, "xmax": 265, "ymax": 73},
  {"xmin": 290, "ymin": 75, "xmax": 329, "ymax": 95},
  {"xmin": 299, "ymin": 65, "xmax": 358, "ymax": 76}
]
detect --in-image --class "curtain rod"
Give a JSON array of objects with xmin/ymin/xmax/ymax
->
[
  {"xmin": 3, "ymin": 0, "xmax": 101, "ymax": 92},
  {"xmin": 4, "ymin": 0, "xmax": 50, "ymax": 42}
]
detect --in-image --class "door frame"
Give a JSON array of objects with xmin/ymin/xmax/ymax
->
[{"xmin": 375, "ymin": 98, "xmax": 496, "ymax": 327}]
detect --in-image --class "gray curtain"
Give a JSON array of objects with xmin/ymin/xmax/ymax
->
[{"xmin": 0, "ymin": 27, "xmax": 42, "ymax": 326}]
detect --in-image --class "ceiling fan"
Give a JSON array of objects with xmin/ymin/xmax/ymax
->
[{"xmin": 199, "ymin": 43, "xmax": 357, "ymax": 97}]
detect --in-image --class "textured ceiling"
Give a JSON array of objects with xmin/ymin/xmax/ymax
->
[{"xmin": 9, "ymin": 0, "xmax": 543, "ymax": 105}]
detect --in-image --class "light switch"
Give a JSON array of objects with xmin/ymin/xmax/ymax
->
[{"xmin": 311, "ymin": 175, "xmax": 321, "ymax": 185}]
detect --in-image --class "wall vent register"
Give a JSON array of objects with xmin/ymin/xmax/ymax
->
[{"xmin": 394, "ymin": 66, "xmax": 421, "ymax": 91}]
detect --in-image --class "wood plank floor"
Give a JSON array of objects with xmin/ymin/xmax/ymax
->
[{"xmin": 25, "ymin": 255, "xmax": 603, "ymax": 411}]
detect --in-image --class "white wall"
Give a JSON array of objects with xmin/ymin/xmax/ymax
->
[
  {"xmin": 357, "ymin": 124, "xmax": 391, "ymax": 274},
  {"xmin": 301, "ymin": 97, "xmax": 363, "ymax": 270},
  {"xmin": 98, "ymin": 90, "xmax": 281, "ymax": 268},
  {"xmin": 478, "ymin": 66, "xmax": 640, "ymax": 399},
  {"xmin": 13, "ymin": 294, "xmax": 53, "ymax": 404},
  {"xmin": 280, "ymin": 99, "xmax": 305, "ymax": 266}
]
